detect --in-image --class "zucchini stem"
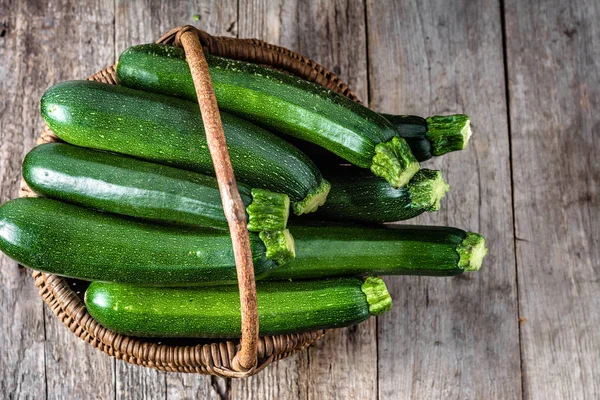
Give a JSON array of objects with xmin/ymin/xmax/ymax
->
[
  {"xmin": 457, "ymin": 232, "xmax": 488, "ymax": 271},
  {"xmin": 361, "ymin": 277, "xmax": 393, "ymax": 316},
  {"xmin": 259, "ymin": 229, "xmax": 296, "ymax": 265},
  {"xmin": 246, "ymin": 189, "xmax": 290, "ymax": 232},
  {"xmin": 371, "ymin": 137, "xmax": 420, "ymax": 188},
  {"xmin": 408, "ymin": 169, "xmax": 450, "ymax": 212},
  {"xmin": 292, "ymin": 179, "xmax": 331, "ymax": 215},
  {"xmin": 426, "ymin": 114, "xmax": 472, "ymax": 156}
]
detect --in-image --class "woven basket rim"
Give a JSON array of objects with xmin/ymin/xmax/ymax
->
[{"xmin": 22, "ymin": 27, "xmax": 358, "ymax": 378}]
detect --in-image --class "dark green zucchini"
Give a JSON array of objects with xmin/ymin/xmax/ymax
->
[
  {"xmin": 40, "ymin": 80, "xmax": 329, "ymax": 215},
  {"xmin": 85, "ymin": 277, "xmax": 392, "ymax": 338},
  {"xmin": 0, "ymin": 198, "xmax": 295, "ymax": 285},
  {"xmin": 382, "ymin": 114, "xmax": 431, "ymax": 161},
  {"xmin": 0, "ymin": 201, "xmax": 485, "ymax": 285},
  {"xmin": 311, "ymin": 168, "xmax": 450, "ymax": 223},
  {"xmin": 23, "ymin": 142, "xmax": 290, "ymax": 232},
  {"xmin": 382, "ymin": 114, "xmax": 472, "ymax": 159},
  {"xmin": 286, "ymin": 114, "xmax": 471, "ymax": 165},
  {"xmin": 116, "ymin": 44, "xmax": 419, "ymax": 188},
  {"xmin": 264, "ymin": 223, "xmax": 487, "ymax": 280}
]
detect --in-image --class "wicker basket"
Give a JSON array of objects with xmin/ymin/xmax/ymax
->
[{"xmin": 19, "ymin": 26, "xmax": 361, "ymax": 378}]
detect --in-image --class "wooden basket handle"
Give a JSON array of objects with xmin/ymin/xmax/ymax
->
[{"xmin": 173, "ymin": 26, "xmax": 258, "ymax": 372}]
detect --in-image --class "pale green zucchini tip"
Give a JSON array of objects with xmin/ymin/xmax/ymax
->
[
  {"xmin": 361, "ymin": 277, "xmax": 393, "ymax": 316},
  {"xmin": 371, "ymin": 137, "xmax": 420, "ymax": 188},
  {"xmin": 426, "ymin": 114, "xmax": 472, "ymax": 156},
  {"xmin": 457, "ymin": 232, "xmax": 488, "ymax": 271},
  {"xmin": 246, "ymin": 189, "xmax": 290, "ymax": 232},
  {"xmin": 408, "ymin": 169, "xmax": 450, "ymax": 212},
  {"xmin": 259, "ymin": 229, "xmax": 296, "ymax": 265},
  {"xmin": 292, "ymin": 179, "xmax": 331, "ymax": 215}
]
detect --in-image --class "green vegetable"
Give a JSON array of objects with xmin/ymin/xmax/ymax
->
[
  {"xmin": 0, "ymin": 196, "xmax": 485, "ymax": 283},
  {"xmin": 312, "ymin": 168, "xmax": 449, "ymax": 223},
  {"xmin": 0, "ymin": 198, "xmax": 484, "ymax": 284},
  {"xmin": 85, "ymin": 277, "xmax": 392, "ymax": 338},
  {"xmin": 259, "ymin": 229, "xmax": 296, "ymax": 264},
  {"xmin": 40, "ymin": 80, "xmax": 329, "ymax": 215},
  {"xmin": 0, "ymin": 198, "xmax": 295, "ymax": 285},
  {"xmin": 383, "ymin": 114, "xmax": 472, "ymax": 159},
  {"xmin": 264, "ymin": 223, "xmax": 487, "ymax": 280},
  {"xmin": 286, "ymin": 114, "xmax": 472, "ymax": 164},
  {"xmin": 116, "ymin": 44, "xmax": 420, "ymax": 188},
  {"xmin": 23, "ymin": 143, "xmax": 290, "ymax": 232}
]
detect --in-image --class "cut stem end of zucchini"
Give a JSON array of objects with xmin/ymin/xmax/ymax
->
[
  {"xmin": 361, "ymin": 277, "xmax": 393, "ymax": 316},
  {"xmin": 426, "ymin": 114, "xmax": 472, "ymax": 156},
  {"xmin": 259, "ymin": 229, "xmax": 296, "ymax": 265},
  {"xmin": 292, "ymin": 179, "xmax": 331, "ymax": 215},
  {"xmin": 371, "ymin": 137, "xmax": 420, "ymax": 188},
  {"xmin": 246, "ymin": 189, "xmax": 290, "ymax": 232},
  {"xmin": 408, "ymin": 169, "xmax": 450, "ymax": 212},
  {"xmin": 457, "ymin": 232, "xmax": 488, "ymax": 271}
]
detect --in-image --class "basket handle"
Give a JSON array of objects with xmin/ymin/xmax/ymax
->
[{"xmin": 174, "ymin": 26, "xmax": 258, "ymax": 372}]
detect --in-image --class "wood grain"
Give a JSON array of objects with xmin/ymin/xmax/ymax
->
[
  {"xmin": 166, "ymin": 376, "xmax": 223, "ymax": 400},
  {"xmin": 115, "ymin": 0, "xmax": 238, "ymax": 56},
  {"xmin": 115, "ymin": 362, "xmax": 165, "ymax": 400},
  {"xmin": 366, "ymin": 0, "xmax": 522, "ymax": 398},
  {"xmin": 234, "ymin": 1, "xmax": 376, "ymax": 398},
  {"xmin": 13, "ymin": 1, "xmax": 118, "ymax": 398},
  {"xmin": 0, "ymin": 1, "xmax": 47, "ymax": 398},
  {"xmin": 231, "ymin": 352, "xmax": 309, "ymax": 400},
  {"xmin": 0, "ymin": 0, "xmax": 115, "ymax": 398},
  {"xmin": 114, "ymin": 1, "xmax": 237, "ymax": 397},
  {"xmin": 504, "ymin": 0, "xmax": 600, "ymax": 398}
]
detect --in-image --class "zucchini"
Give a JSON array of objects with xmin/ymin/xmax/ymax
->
[
  {"xmin": 40, "ymin": 80, "xmax": 329, "ymax": 215},
  {"xmin": 116, "ymin": 44, "xmax": 419, "ymax": 188},
  {"xmin": 286, "ymin": 114, "xmax": 472, "ymax": 165},
  {"xmin": 23, "ymin": 142, "xmax": 290, "ymax": 232},
  {"xmin": 264, "ymin": 223, "xmax": 487, "ymax": 280},
  {"xmin": 382, "ymin": 114, "xmax": 472, "ymax": 159},
  {"xmin": 0, "ymin": 199, "xmax": 484, "ymax": 283},
  {"xmin": 85, "ymin": 277, "xmax": 392, "ymax": 338},
  {"xmin": 0, "ymin": 198, "xmax": 295, "ymax": 285},
  {"xmin": 311, "ymin": 168, "xmax": 450, "ymax": 223}
]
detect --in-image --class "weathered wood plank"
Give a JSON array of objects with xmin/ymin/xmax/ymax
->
[
  {"xmin": 231, "ymin": 352, "xmax": 309, "ymax": 400},
  {"xmin": 165, "ymin": 375, "xmax": 222, "ymax": 400},
  {"xmin": 113, "ymin": 2, "xmax": 237, "ymax": 398},
  {"xmin": 115, "ymin": 0, "xmax": 238, "ymax": 56},
  {"xmin": 0, "ymin": 0, "xmax": 115, "ymax": 398},
  {"xmin": 233, "ymin": 1, "xmax": 375, "ymax": 399},
  {"xmin": 0, "ymin": 2, "xmax": 47, "ymax": 397},
  {"xmin": 504, "ymin": 0, "xmax": 600, "ymax": 398},
  {"xmin": 366, "ymin": 0, "xmax": 521, "ymax": 398},
  {"xmin": 5, "ymin": 0, "xmax": 117, "ymax": 398},
  {"xmin": 114, "ymin": 359, "xmax": 166, "ymax": 400}
]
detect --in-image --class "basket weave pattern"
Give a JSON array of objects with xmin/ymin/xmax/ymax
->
[{"xmin": 20, "ymin": 27, "xmax": 358, "ymax": 377}]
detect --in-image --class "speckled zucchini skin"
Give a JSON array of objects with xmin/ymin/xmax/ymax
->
[
  {"xmin": 85, "ymin": 278, "xmax": 377, "ymax": 338},
  {"xmin": 23, "ymin": 142, "xmax": 252, "ymax": 229},
  {"xmin": 40, "ymin": 80, "xmax": 328, "ymax": 214},
  {"xmin": 287, "ymin": 114, "xmax": 465, "ymax": 165},
  {"xmin": 23, "ymin": 143, "xmax": 290, "ymax": 232},
  {"xmin": 0, "ymin": 198, "xmax": 277, "ymax": 285},
  {"xmin": 116, "ymin": 44, "xmax": 399, "ymax": 168},
  {"xmin": 0, "ymin": 199, "xmax": 483, "ymax": 285},
  {"xmin": 265, "ymin": 223, "xmax": 471, "ymax": 279},
  {"xmin": 312, "ymin": 168, "xmax": 448, "ymax": 223}
]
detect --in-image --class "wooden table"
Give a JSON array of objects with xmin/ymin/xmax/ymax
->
[{"xmin": 1, "ymin": 0, "xmax": 598, "ymax": 398}]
